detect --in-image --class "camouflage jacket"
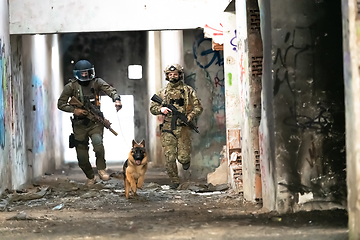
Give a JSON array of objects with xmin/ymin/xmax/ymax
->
[
  {"xmin": 150, "ymin": 81, "xmax": 203, "ymax": 131},
  {"xmin": 57, "ymin": 78, "xmax": 120, "ymax": 114}
]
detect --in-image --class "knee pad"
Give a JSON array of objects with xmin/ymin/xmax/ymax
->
[{"xmin": 91, "ymin": 134, "xmax": 103, "ymax": 146}]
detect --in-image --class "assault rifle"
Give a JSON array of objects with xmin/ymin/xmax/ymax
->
[
  {"xmin": 69, "ymin": 96, "xmax": 118, "ymax": 136},
  {"xmin": 151, "ymin": 94, "xmax": 199, "ymax": 134}
]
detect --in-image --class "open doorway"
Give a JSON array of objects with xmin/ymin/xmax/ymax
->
[{"xmin": 62, "ymin": 95, "xmax": 134, "ymax": 165}]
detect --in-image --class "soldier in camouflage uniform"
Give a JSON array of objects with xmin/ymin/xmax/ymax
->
[
  {"xmin": 150, "ymin": 64, "xmax": 203, "ymax": 189},
  {"xmin": 57, "ymin": 60, "xmax": 122, "ymax": 186}
]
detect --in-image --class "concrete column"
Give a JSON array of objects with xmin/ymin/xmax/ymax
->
[
  {"xmin": 223, "ymin": 11, "xmax": 242, "ymax": 192},
  {"xmin": 160, "ymin": 30, "xmax": 186, "ymax": 177},
  {"xmin": 147, "ymin": 31, "xmax": 164, "ymax": 167},
  {"xmin": 342, "ymin": 1, "xmax": 360, "ymax": 239},
  {"xmin": 160, "ymin": 30, "xmax": 184, "ymax": 87}
]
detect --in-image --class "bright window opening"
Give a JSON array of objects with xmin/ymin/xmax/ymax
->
[
  {"xmin": 128, "ymin": 65, "xmax": 142, "ymax": 79},
  {"xmin": 62, "ymin": 95, "xmax": 135, "ymax": 165}
]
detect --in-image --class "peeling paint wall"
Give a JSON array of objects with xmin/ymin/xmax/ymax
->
[
  {"xmin": 0, "ymin": 0, "xmax": 13, "ymax": 192},
  {"xmin": 0, "ymin": 0, "xmax": 62, "ymax": 194},
  {"xmin": 258, "ymin": 0, "xmax": 277, "ymax": 211},
  {"xmin": 21, "ymin": 35, "xmax": 63, "ymax": 179},
  {"xmin": 262, "ymin": 0, "xmax": 346, "ymax": 213},
  {"xmin": 10, "ymin": 36, "xmax": 27, "ymax": 188},
  {"xmin": 183, "ymin": 29, "xmax": 226, "ymax": 179},
  {"xmin": 342, "ymin": 0, "xmax": 360, "ymax": 239}
]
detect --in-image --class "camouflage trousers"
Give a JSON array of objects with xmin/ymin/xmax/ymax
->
[
  {"xmin": 161, "ymin": 126, "xmax": 192, "ymax": 184},
  {"xmin": 72, "ymin": 118, "xmax": 105, "ymax": 179}
]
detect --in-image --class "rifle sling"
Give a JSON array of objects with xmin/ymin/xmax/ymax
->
[{"xmin": 162, "ymin": 130, "xmax": 176, "ymax": 138}]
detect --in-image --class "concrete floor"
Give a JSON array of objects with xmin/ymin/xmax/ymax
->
[{"xmin": 0, "ymin": 164, "xmax": 349, "ymax": 240}]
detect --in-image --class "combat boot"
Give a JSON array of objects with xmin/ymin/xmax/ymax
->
[
  {"xmin": 98, "ymin": 169, "xmax": 110, "ymax": 181},
  {"xmin": 170, "ymin": 182, "xmax": 180, "ymax": 189},
  {"xmin": 86, "ymin": 176, "xmax": 96, "ymax": 187},
  {"xmin": 182, "ymin": 162, "xmax": 190, "ymax": 170}
]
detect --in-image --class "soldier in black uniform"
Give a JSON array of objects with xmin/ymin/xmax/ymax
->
[{"xmin": 58, "ymin": 60, "xmax": 122, "ymax": 186}]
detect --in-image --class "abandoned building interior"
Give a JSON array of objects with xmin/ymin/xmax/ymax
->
[{"xmin": 0, "ymin": 0, "xmax": 359, "ymax": 239}]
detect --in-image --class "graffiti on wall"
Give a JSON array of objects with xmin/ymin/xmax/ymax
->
[
  {"xmin": 32, "ymin": 76, "xmax": 45, "ymax": 153},
  {"xmin": 230, "ymin": 30, "xmax": 238, "ymax": 52},
  {"xmin": 193, "ymin": 36, "xmax": 224, "ymax": 69},
  {"xmin": 273, "ymin": 26, "xmax": 314, "ymax": 109},
  {"xmin": 190, "ymin": 35, "xmax": 225, "ymax": 138},
  {"xmin": 0, "ymin": 39, "xmax": 6, "ymax": 149}
]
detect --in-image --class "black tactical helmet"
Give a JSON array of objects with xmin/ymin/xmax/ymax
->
[{"xmin": 73, "ymin": 60, "xmax": 95, "ymax": 81}]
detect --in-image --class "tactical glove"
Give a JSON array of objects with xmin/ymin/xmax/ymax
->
[{"xmin": 74, "ymin": 108, "xmax": 88, "ymax": 117}]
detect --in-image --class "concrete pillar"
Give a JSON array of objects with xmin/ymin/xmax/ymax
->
[
  {"xmin": 147, "ymin": 31, "xmax": 164, "ymax": 167},
  {"xmin": 223, "ymin": 11, "xmax": 242, "ymax": 192},
  {"xmin": 147, "ymin": 30, "xmax": 184, "ymax": 168},
  {"xmin": 160, "ymin": 30, "xmax": 184, "ymax": 86},
  {"xmin": 160, "ymin": 30, "xmax": 186, "ymax": 177},
  {"xmin": 342, "ymin": 1, "xmax": 360, "ymax": 239}
]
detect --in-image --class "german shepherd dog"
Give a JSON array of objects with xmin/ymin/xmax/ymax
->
[{"xmin": 123, "ymin": 140, "xmax": 148, "ymax": 198}]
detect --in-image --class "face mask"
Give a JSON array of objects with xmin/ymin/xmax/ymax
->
[{"xmin": 169, "ymin": 77, "xmax": 180, "ymax": 83}]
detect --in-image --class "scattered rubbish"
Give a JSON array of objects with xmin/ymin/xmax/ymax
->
[
  {"xmin": 145, "ymin": 182, "xmax": 161, "ymax": 189},
  {"xmin": 174, "ymin": 195, "xmax": 182, "ymax": 199},
  {"xmin": 298, "ymin": 192, "xmax": 314, "ymax": 204},
  {"xmin": 52, "ymin": 204, "xmax": 64, "ymax": 210},
  {"xmin": 10, "ymin": 187, "xmax": 50, "ymax": 202},
  {"xmin": 161, "ymin": 185, "xmax": 170, "ymax": 190},
  {"xmin": 7, "ymin": 211, "xmax": 33, "ymax": 221},
  {"xmin": 81, "ymin": 191, "xmax": 99, "ymax": 199},
  {"xmin": 179, "ymin": 182, "xmax": 229, "ymax": 193},
  {"xmin": 271, "ymin": 217, "xmax": 282, "ymax": 222},
  {"xmin": 0, "ymin": 199, "xmax": 8, "ymax": 211},
  {"xmin": 191, "ymin": 191, "xmax": 222, "ymax": 196},
  {"xmin": 208, "ymin": 210, "xmax": 212, "ymax": 213}
]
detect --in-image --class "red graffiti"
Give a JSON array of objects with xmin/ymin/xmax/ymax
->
[
  {"xmin": 240, "ymin": 89, "xmax": 244, "ymax": 114},
  {"xmin": 204, "ymin": 23, "xmax": 223, "ymax": 36},
  {"xmin": 214, "ymin": 77, "xmax": 224, "ymax": 87},
  {"xmin": 239, "ymin": 53, "xmax": 245, "ymax": 83}
]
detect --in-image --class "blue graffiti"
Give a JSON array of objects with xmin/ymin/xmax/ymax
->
[
  {"xmin": 230, "ymin": 30, "xmax": 237, "ymax": 52},
  {"xmin": 32, "ymin": 76, "xmax": 45, "ymax": 153},
  {"xmin": 193, "ymin": 37, "xmax": 224, "ymax": 69}
]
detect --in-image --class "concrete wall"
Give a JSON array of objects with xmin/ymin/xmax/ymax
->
[
  {"xmin": 9, "ymin": 0, "xmax": 231, "ymax": 34},
  {"xmin": 61, "ymin": 32, "xmax": 148, "ymax": 147},
  {"xmin": 0, "ymin": 0, "xmax": 16, "ymax": 192},
  {"xmin": 183, "ymin": 29, "xmax": 226, "ymax": 179},
  {"xmin": 258, "ymin": 0, "xmax": 277, "ymax": 211},
  {"xmin": 261, "ymin": 0, "xmax": 345, "ymax": 212},
  {"xmin": 0, "ymin": 0, "xmax": 63, "ymax": 194},
  {"xmin": 342, "ymin": 0, "xmax": 360, "ymax": 239},
  {"xmin": 21, "ymin": 34, "xmax": 63, "ymax": 179}
]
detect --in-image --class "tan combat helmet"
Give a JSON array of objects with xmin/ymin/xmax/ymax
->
[{"xmin": 164, "ymin": 64, "xmax": 184, "ymax": 80}]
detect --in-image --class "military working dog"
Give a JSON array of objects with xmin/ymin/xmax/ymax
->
[{"xmin": 123, "ymin": 140, "xmax": 148, "ymax": 198}]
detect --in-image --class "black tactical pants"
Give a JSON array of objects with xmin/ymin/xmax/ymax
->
[{"xmin": 73, "ymin": 119, "xmax": 105, "ymax": 179}]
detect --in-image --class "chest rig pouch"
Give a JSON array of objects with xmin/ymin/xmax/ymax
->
[{"xmin": 169, "ymin": 98, "xmax": 184, "ymax": 106}]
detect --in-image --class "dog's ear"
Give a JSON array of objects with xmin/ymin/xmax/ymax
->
[
  {"xmin": 132, "ymin": 140, "xmax": 136, "ymax": 147},
  {"xmin": 140, "ymin": 139, "xmax": 145, "ymax": 147}
]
